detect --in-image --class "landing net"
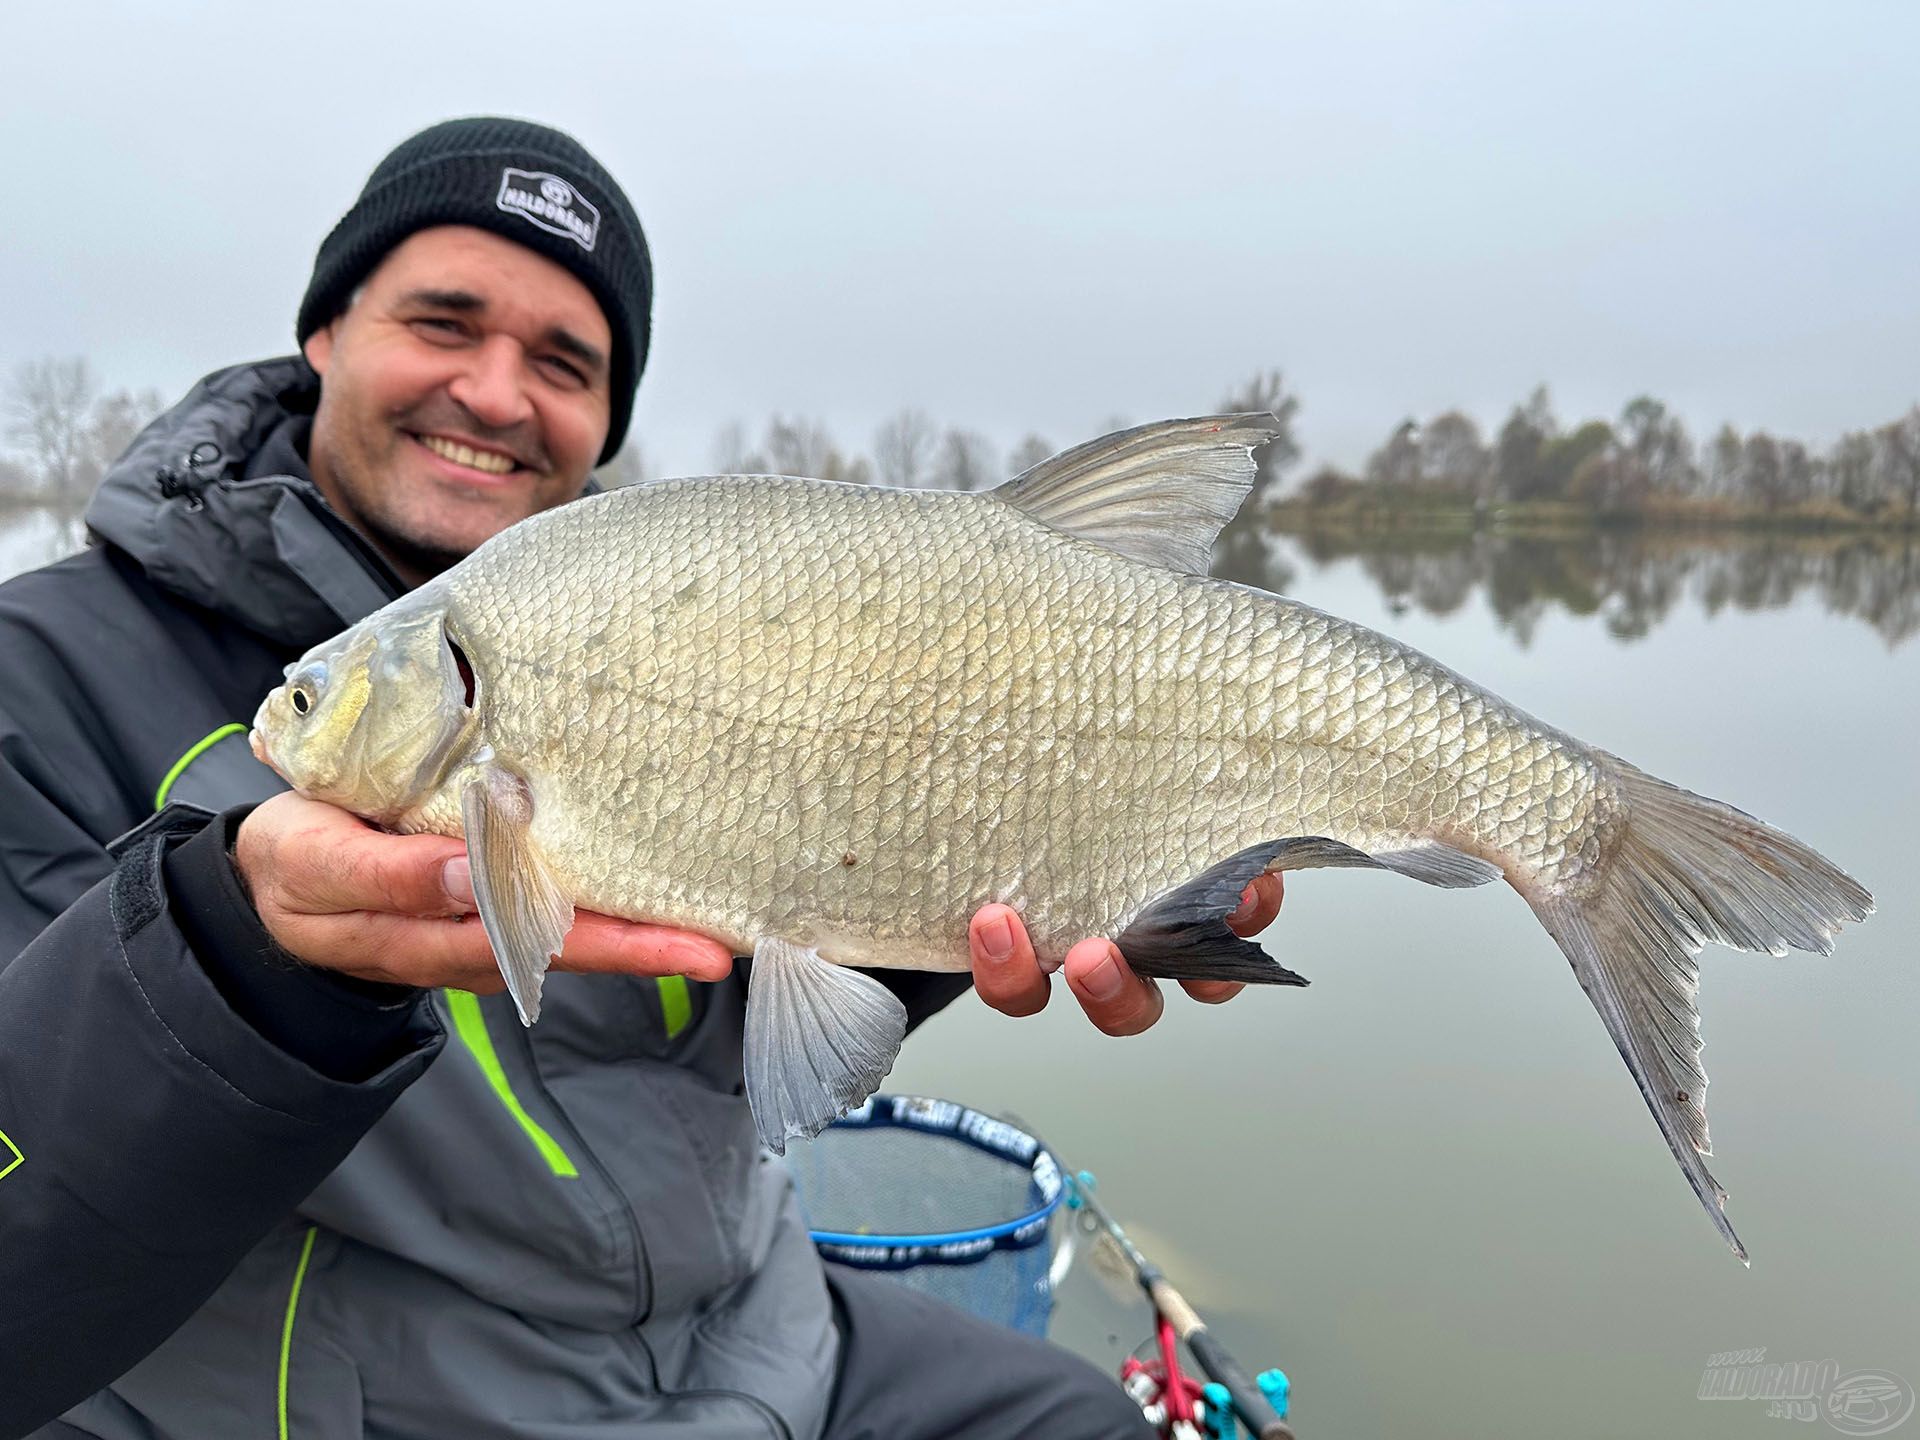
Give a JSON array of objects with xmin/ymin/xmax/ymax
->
[{"xmin": 784, "ymin": 1094, "xmax": 1063, "ymax": 1336}]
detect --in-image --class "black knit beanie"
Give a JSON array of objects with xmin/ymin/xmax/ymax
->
[{"xmin": 296, "ymin": 117, "xmax": 652, "ymax": 464}]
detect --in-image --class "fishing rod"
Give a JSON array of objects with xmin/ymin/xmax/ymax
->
[{"xmin": 1058, "ymin": 1164, "xmax": 1296, "ymax": 1440}]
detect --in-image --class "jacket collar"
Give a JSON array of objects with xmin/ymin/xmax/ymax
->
[{"xmin": 85, "ymin": 356, "xmax": 405, "ymax": 651}]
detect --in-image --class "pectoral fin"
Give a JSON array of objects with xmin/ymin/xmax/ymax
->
[
  {"xmin": 460, "ymin": 766, "xmax": 574, "ymax": 1027},
  {"xmin": 744, "ymin": 935, "xmax": 908, "ymax": 1154}
]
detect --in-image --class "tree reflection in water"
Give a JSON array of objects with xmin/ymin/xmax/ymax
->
[
  {"xmin": 7, "ymin": 503, "xmax": 1917, "ymax": 650},
  {"xmin": 1216, "ymin": 526, "xmax": 1920, "ymax": 649}
]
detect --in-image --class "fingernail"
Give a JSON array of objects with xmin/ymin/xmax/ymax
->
[
  {"xmin": 1227, "ymin": 896, "xmax": 1256, "ymax": 927},
  {"xmin": 1083, "ymin": 949, "xmax": 1126, "ymax": 1002},
  {"xmin": 672, "ymin": 940, "xmax": 726, "ymax": 974},
  {"xmin": 442, "ymin": 857, "xmax": 474, "ymax": 908},
  {"xmin": 979, "ymin": 915, "xmax": 1014, "ymax": 962}
]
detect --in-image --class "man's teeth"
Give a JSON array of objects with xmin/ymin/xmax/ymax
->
[{"xmin": 420, "ymin": 435, "xmax": 515, "ymax": 474}]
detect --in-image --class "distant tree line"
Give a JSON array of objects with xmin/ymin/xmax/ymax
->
[
  {"xmin": 1293, "ymin": 386, "xmax": 1920, "ymax": 524},
  {"xmin": 9, "ymin": 353, "xmax": 1915, "ymax": 548},
  {"xmin": 0, "ymin": 356, "xmax": 1299, "ymax": 516},
  {"xmin": 696, "ymin": 371, "xmax": 1300, "ymax": 503}
]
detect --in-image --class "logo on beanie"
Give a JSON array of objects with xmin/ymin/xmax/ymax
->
[{"xmin": 496, "ymin": 168, "xmax": 600, "ymax": 252}]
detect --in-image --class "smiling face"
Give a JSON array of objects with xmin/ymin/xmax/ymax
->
[{"xmin": 301, "ymin": 225, "xmax": 614, "ymax": 585}]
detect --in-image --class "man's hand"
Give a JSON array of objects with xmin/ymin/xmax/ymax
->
[
  {"xmin": 967, "ymin": 874, "xmax": 1284, "ymax": 1036},
  {"xmin": 234, "ymin": 792, "xmax": 734, "ymax": 992}
]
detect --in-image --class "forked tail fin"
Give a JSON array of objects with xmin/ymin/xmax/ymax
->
[{"xmin": 1529, "ymin": 759, "xmax": 1873, "ymax": 1261}]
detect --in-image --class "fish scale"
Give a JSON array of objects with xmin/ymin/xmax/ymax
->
[
  {"xmin": 254, "ymin": 414, "xmax": 1871, "ymax": 1249},
  {"xmin": 441, "ymin": 472, "xmax": 1566, "ymax": 955}
]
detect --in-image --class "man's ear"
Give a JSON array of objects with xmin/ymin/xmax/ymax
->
[{"xmin": 302, "ymin": 323, "xmax": 335, "ymax": 377}]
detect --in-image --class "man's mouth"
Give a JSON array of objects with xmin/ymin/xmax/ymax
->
[{"xmin": 414, "ymin": 432, "xmax": 520, "ymax": 476}]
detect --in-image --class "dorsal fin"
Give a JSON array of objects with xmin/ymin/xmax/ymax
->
[{"xmin": 992, "ymin": 413, "xmax": 1283, "ymax": 573}]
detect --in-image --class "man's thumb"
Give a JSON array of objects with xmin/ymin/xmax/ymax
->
[{"xmin": 440, "ymin": 855, "xmax": 476, "ymax": 912}]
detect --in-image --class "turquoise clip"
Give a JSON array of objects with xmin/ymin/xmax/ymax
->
[
  {"xmin": 1202, "ymin": 1380, "xmax": 1236, "ymax": 1438},
  {"xmin": 1257, "ymin": 1369, "xmax": 1290, "ymax": 1419}
]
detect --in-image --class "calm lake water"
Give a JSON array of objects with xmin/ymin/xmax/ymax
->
[{"xmin": 4, "ymin": 511, "xmax": 1914, "ymax": 1437}]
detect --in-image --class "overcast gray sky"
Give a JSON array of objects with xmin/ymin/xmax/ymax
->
[{"xmin": 4, "ymin": 1, "xmax": 1915, "ymax": 478}]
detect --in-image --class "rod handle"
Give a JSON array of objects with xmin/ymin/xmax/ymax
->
[{"xmin": 1187, "ymin": 1329, "xmax": 1294, "ymax": 1440}]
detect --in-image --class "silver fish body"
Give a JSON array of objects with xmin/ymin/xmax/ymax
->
[
  {"xmin": 253, "ymin": 416, "xmax": 1871, "ymax": 1255},
  {"xmin": 424, "ymin": 476, "xmax": 1586, "ymax": 957}
]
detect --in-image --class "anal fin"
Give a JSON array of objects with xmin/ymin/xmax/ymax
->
[
  {"xmin": 1117, "ymin": 842, "xmax": 1313, "ymax": 985},
  {"xmin": 461, "ymin": 765, "xmax": 574, "ymax": 1027},
  {"xmin": 745, "ymin": 935, "xmax": 908, "ymax": 1155},
  {"xmin": 1116, "ymin": 834, "xmax": 1499, "ymax": 984}
]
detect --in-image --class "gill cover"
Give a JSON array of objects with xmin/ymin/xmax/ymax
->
[{"xmin": 252, "ymin": 594, "xmax": 476, "ymax": 822}]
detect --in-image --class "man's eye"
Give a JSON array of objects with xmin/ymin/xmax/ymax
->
[
  {"xmin": 412, "ymin": 317, "xmax": 466, "ymax": 339},
  {"xmin": 541, "ymin": 355, "xmax": 587, "ymax": 387}
]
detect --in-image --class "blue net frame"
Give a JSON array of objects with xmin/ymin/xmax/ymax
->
[{"xmin": 784, "ymin": 1095, "xmax": 1064, "ymax": 1336}]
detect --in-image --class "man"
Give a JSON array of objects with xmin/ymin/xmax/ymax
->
[{"xmin": 0, "ymin": 118, "xmax": 1279, "ymax": 1439}]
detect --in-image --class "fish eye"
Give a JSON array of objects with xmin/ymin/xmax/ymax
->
[{"xmin": 290, "ymin": 686, "xmax": 313, "ymax": 716}]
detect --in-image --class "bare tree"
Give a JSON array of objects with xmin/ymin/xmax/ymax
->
[
  {"xmin": 5, "ymin": 357, "xmax": 97, "ymax": 511},
  {"xmin": 761, "ymin": 415, "xmax": 839, "ymax": 477},
  {"xmin": 1879, "ymin": 406, "xmax": 1920, "ymax": 520},
  {"xmin": 4, "ymin": 362, "xmax": 164, "ymax": 549},
  {"xmin": 1706, "ymin": 424, "xmax": 1743, "ymax": 499},
  {"xmin": 1212, "ymin": 369, "xmax": 1303, "ymax": 574},
  {"xmin": 88, "ymin": 387, "xmax": 165, "ymax": 475},
  {"xmin": 873, "ymin": 408, "xmax": 936, "ymax": 488},
  {"xmin": 1778, "ymin": 439, "xmax": 1815, "ymax": 508},
  {"xmin": 1006, "ymin": 433, "xmax": 1056, "ymax": 476},
  {"xmin": 1217, "ymin": 369, "xmax": 1302, "ymax": 495},
  {"xmin": 1618, "ymin": 396, "xmax": 1696, "ymax": 496},
  {"xmin": 819, "ymin": 449, "xmax": 874, "ymax": 486},
  {"xmin": 1829, "ymin": 431, "xmax": 1879, "ymax": 509},
  {"xmin": 0, "ymin": 455, "xmax": 32, "ymax": 506},
  {"xmin": 1743, "ymin": 432, "xmax": 1786, "ymax": 510},
  {"xmin": 1493, "ymin": 386, "xmax": 1557, "ymax": 501},
  {"xmin": 1418, "ymin": 410, "xmax": 1487, "ymax": 494},
  {"xmin": 711, "ymin": 419, "xmax": 754, "ymax": 472},
  {"xmin": 1536, "ymin": 420, "xmax": 1613, "ymax": 500},
  {"xmin": 930, "ymin": 428, "xmax": 998, "ymax": 492},
  {"xmin": 1365, "ymin": 419, "xmax": 1422, "ymax": 490}
]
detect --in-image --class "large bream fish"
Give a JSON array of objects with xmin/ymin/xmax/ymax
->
[{"xmin": 252, "ymin": 415, "xmax": 1871, "ymax": 1257}]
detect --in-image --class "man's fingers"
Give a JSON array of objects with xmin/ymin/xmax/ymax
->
[
  {"xmin": 1226, "ymin": 872, "xmax": 1284, "ymax": 937},
  {"xmin": 1179, "ymin": 978, "xmax": 1245, "ymax": 1004},
  {"xmin": 970, "ymin": 904, "xmax": 1050, "ymax": 1017},
  {"xmin": 287, "ymin": 909, "xmax": 499, "ymax": 989},
  {"xmin": 246, "ymin": 800, "xmax": 470, "ymax": 919},
  {"xmin": 1063, "ymin": 939, "xmax": 1163, "ymax": 1036},
  {"xmin": 559, "ymin": 912, "xmax": 735, "ymax": 982}
]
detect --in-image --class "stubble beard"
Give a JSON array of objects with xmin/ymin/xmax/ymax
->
[{"xmin": 325, "ymin": 438, "xmax": 480, "ymax": 586}]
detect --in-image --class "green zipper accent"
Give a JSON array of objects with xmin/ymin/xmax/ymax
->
[
  {"xmin": 277, "ymin": 1225, "xmax": 318, "ymax": 1440},
  {"xmin": 153, "ymin": 722, "xmax": 249, "ymax": 810},
  {"xmin": 657, "ymin": 975, "xmax": 692, "ymax": 1039},
  {"xmin": 0, "ymin": 1127, "xmax": 21, "ymax": 1182},
  {"xmin": 444, "ymin": 989, "xmax": 580, "ymax": 1178}
]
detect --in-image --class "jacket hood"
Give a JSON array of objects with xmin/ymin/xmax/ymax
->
[{"xmin": 85, "ymin": 356, "xmax": 401, "ymax": 651}]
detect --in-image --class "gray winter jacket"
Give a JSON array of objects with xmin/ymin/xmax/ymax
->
[{"xmin": 0, "ymin": 359, "xmax": 966, "ymax": 1439}]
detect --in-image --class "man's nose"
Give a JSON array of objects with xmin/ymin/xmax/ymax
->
[{"xmin": 446, "ymin": 336, "xmax": 535, "ymax": 431}]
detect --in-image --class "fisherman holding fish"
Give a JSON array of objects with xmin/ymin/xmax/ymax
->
[{"xmin": 0, "ymin": 119, "xmax": 1282, "ymax": 1439}]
